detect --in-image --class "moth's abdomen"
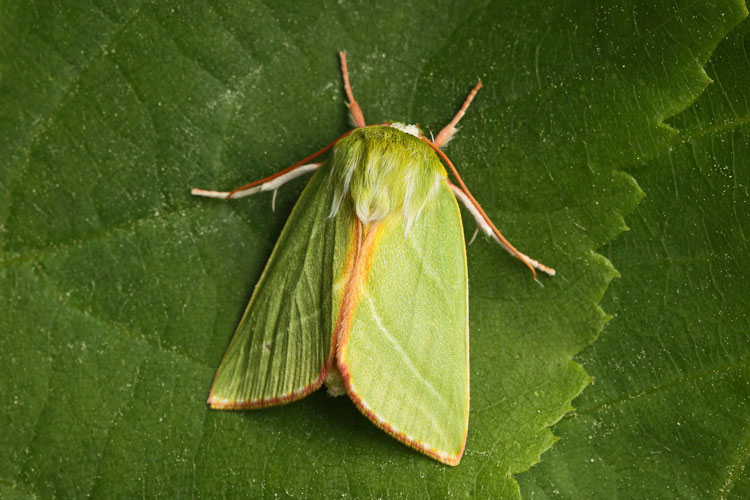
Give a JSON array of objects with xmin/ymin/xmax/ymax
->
[{"xmin": 329, "ymin": 126, "xmax": 446, "ymax": 229}]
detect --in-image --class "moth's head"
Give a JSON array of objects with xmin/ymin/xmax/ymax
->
[
  {"xmin": 329, "ymin": 125, "xmax": 446, "ymax": 230},
  {"xmin": 388, "ymin": 122, "xmax": 421, "ymax": 138}
]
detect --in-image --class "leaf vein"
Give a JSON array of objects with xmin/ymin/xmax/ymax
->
[{"xmin": 570, "ymin": 357, "xmax": 748, "ymax": 417}]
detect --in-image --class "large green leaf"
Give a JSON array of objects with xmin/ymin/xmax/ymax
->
[
  {"xmin": 1, "ymin": 1, "xmax": 745, "ymax": 498},
  {"xmin": 519, "ymin": 15, "xmax": 750, "ymax": 500}
]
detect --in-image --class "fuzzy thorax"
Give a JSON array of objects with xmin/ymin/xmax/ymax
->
[{"xmin": 329, "ymin": 126, "xmax": 446, "ymax": 230}]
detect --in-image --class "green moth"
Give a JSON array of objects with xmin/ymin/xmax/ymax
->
[{"xmin": 192, "ymin": 52, "xmax": 555, "ymax": 466}]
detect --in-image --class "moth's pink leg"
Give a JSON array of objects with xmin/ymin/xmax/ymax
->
[
  {"xmin": 338, "ymin": 51, "xmax": 366, "ymax": 128},
  {"xmin": 433, "ymin": 82, "xmax": 483, "ymax": 148}
]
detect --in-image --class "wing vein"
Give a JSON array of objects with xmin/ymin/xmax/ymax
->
[{"xmin": 364, "ymin": 293, "xmax": 446, "ymax": 407}]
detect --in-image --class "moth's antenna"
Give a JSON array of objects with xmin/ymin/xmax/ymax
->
[
  {"xmin": 425, "ymin": 138, "xmax": 556, "ymax": 278},
  {"xmin": 196, "ymin": 130, "xmax": 354, "ymax": 200}
]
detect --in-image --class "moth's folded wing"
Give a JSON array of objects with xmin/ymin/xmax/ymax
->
[
  {"xmin": 209, "ymin": 166, "xmax": 349, "ymax": 409},
  {"xmin": 339, "ymin": 181, "xmax": 469, "ymax": 464}
]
